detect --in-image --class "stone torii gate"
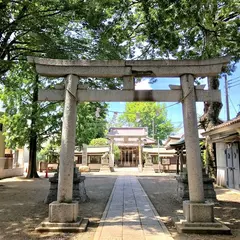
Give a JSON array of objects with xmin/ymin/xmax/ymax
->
[{"xmin": 29, "ymin": 56, "xmax": 231, "ymax": 233}]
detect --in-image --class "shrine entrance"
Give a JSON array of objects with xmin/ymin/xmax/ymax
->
[
  {"xmin": 28, "ymin": 56, "xmax": 230, "ymax": 233},
  {"xmin": 107, "ymin": 127, "xmax": 155, "ymax": 168},
  {"xmin": 119, "ymin": 147, "xmax": 138, "ymax": 167}
]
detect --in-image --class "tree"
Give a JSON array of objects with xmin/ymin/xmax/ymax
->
[
  {"xmin": 2, "ymin": 0, "xmax": 237, "ymax": 179},
  {"xmin": 0, "ymin": 0, "xmax": 90, "ymax": 178},
  {"xmin": 0, "ymin": 0, "xmax": 98, "ymax": 78},
  {"xmin": 0, "ymin": 62, "xmax": 63, "ymax": 177},
  {"xmin": 89, "ymin": 137, "xmax": 120, "ymax": 160},
  {"xmin": 37, "ymin": 141, "xmax": 59, "ymax": 163},
  {"xmin": 140, "ymin": 0, "xmax": 239, "ymax": 177},
  {"xmin": 94, "ymin": 0, "xmax": 239, "ymax": 177},
  {"xmin": 0, "ymin": 0, "xmax": 128, "ymax": 178},
  {"xmin": 89, "ymin": 138, "xmax": 108, "ymax": 146},
  {"xmin": 76, "ymin": 103, "xmax": 108, "ymax": 148},
  {"xmin": 119, "ymin": 102, "xmax": 174, "ymax": 141},
  {"xmin": 95, "ymin": 0, "xmax": 239, "ymax": 60}
]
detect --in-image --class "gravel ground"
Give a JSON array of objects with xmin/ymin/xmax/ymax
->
[
  {"xmin": 139, "ymin": 176, "xmax": 240, "ymax": 240},
  {"xmin": 0, "ymin": 174, "xmax": 239, "ymax": 240}
]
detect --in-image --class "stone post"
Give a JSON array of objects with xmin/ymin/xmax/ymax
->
[
  {"xmin": 180, "ymin": 149, "xmax": 184, "ymax": 172},
  {"xmin": 125, "ymin": 150, "xmax": 128, "ymax": 165},
  {"xmin": 181, "ymin": 74, "xmax": 204, "ymax": 203},
  {"xmin": 82, "ymin": 144, "xmax": 88, "ymax": 166},
  {"xmin": 138, "ymin": 138, "xmax": 143, "ymax": 171},
  {"xmin": 176, "ymin": 151, "xmax": 180, "ymax": 175},
  {"xmin": 109, "ymin": 138, "xmax": 114, "ymax": 167},
  {"xmin": 57, "ymin": 74, "xmax": 79, "ymax": 203},
  {"xmin": 0, "ymin": 125, "xmax": 6, "ymax": 170}
]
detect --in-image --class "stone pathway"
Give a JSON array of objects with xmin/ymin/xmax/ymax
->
[{"xmin": 94, "ymin": 176, "xmax": 173, "ymax": 240}]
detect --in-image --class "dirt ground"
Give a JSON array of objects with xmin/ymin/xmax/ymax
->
[
  {"xmin": 0, "ymin": 174, "xmax": 239, "ymax": 240},
  {"xmin": 139, "ymin": 176, "xmax": 240, "ymax": 240},
  {"xmin": 0, "ymin": 175, "xmax": 117, "ymax": 240}
]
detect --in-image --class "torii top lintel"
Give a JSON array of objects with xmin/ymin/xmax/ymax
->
[{"xmin": 28, "ymin": 56, "xmax": 231, "ymax": 78}]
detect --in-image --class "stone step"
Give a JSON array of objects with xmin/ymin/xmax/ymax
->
[
  {"xmin": 175, "ymin": 220, "xmax": 231, "ymax": 235},
  {"xmin": 36, "ymin": 218, "xmax": 89, "ymax": 233}
]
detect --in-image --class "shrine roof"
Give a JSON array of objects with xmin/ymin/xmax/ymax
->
[
  {"xmin": 113, "ymin": 136, "xmax": 155, "ymax": 146},
  {"xmin": 107, "ymin": 127, "xmax": 148, "ymax": 138},
  {"xmin": 163, "ymin": 134, "xmax": 182, "ymax": 147},
  {"xmin": 143, "ymin": 147, "xmax": 175, "ymax": 156},
  {"xmin": 75, "ymin": 146, "xmax": 109, "ymax": 154},
  {"xmin": 202, "ymin": 115, "xmax": 240, "ymax": 136},
  {"xmin": 166, "ymin": 129, "xmax": 205, "ymax": 149}
]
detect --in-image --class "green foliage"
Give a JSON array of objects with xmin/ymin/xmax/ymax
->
[
  {"xmin": 37, "ymin": 141, "xmax": 59, "ymax": 163},
  {"xmin": 89, "ymin": 138, "xmax": 108, "ymax": 146},
  {"xmin": 200, "ymin": 140, "xmax": 207, "ymax": 168},
  {"xmin": 0, "ymin": 0, "xmax": 96, "ymax": 76},
  {"xmin": 76, "ymin": 103, "xmax": 107, "ymax": 147},
  {"xmin": 119, "ymin": 102, "xmax": 174, "ymax": 141},
  {"xmin": 0, "ymin": 0, "xmax": 130, "ymax": 80},
  {"xmin": 89, "ymin": 138, "xmax": 120, "ymax": 160},
  {"xmin": 0, "ymin": 62, "xmax": 62, "ymax": 149},
  {"xmin": 113, "ymin": 145, "xmax": 120, "ymax": 160},
  {"xmin": 1, "ymin": 0, "xmax": 238, "ymax": 179},
  {"xmin": 0, "ymin": 0, "xmax": 129, "ymax": 178},
  {"xmin": 111, "ymin": 0, "xmax": 239, "ymax": 61}
]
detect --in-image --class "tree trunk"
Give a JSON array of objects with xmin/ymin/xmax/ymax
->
[
  {"xmin": 26, "ymin": 73, "xmax": 39, "ymax": 178},
  {"xmin": 200, "ymin": 76, "xmax": 223, "ymax": 178}
]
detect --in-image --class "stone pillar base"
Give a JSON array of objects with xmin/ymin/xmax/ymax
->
[
  {"xmin": 0, "ymin": 157, "xmax": 7, "ymax": 169},
  {"xmin": 99, "ymin": 165, "xmax": 112, "ymax": 172},
  {"xmin": 138, "ymin": 164, "xmax": 143, "ymax": 172},
  {"xmin": 175, "ymin": 220, "xmax": 231, "ymax": 234},
  {"xmin": 35, "ymin": 218, "xmax": 89, "ymax": 232},
  {"xmin": 143, "ymin": 164, "xmax": 155, "ymax": 173},
  {"xmin": 183, "ymin": 201, "xmax": 214, "ymax": 222},
  {"xmin": 44, "ymin": 168, "xmax": 90, "ymax": 204},
  {"xmin": 176, "ymin": 171, "xmax": 217, "ymax": 203},
  {"xmin": 174, "ymin": 201, "xmax": 231, "ymax": 234},
  {"xmin": 49, "ymin": 201, "xmax": 79, "ymax": 223},
  {"xmin": 35, "ymin": 201, "xmax": 89, "ymax": 232}
]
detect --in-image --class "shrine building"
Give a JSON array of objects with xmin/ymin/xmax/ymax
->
[{"xmin": 74, "ymin": 127, "xmax": 177, "ymax": 172}]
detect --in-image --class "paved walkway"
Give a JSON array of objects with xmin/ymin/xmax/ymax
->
[{"xmin": 94, "ymin": 176, "xmax": 173, "ymax": 240}]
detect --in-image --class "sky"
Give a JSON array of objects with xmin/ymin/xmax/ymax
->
[{"xmin": 107, "ymin": 62, "xmax": 240, "ymax": 134}]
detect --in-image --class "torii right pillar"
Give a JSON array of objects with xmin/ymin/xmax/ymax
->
[{"xmin": 176, "ymin": 74, "xmax": 231, "ymax": 234}]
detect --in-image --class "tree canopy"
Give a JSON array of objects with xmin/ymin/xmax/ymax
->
[
  {"xmin": 94, "ymin": 0, "xmax": 239, "ymax": 61},
  {"xmin": 119, "ymin": 102, "xmax": 174, "ymax": 141},
  {"xmin": 0, "ymin": 0, "xmax": 127, "ymax": 178},
  {"xmin": 0, "ymin": 62, "xmax": 62, "ymax": 148},
  {"xmin": 89, "ymin": 138, "xmax": 120, "ymax": 160},
  {"xmin": 89, "ymin": 138, "xmax": 108, "ymax": 146},
  {"xmin": 0, "ymin": 0, "xmax": 129, "ymax": 78},
  {"xmin": 76, "ymin": 103, "xmax": 107, "ymax": 148},
  {"xmin": 0, "ymin": 0, "xmax": 239, "ymax": 179}
]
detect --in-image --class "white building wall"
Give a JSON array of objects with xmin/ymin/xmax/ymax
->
[
  {"xmin": 17, "ymin": 149, "xmax": 24, "ymax": 167},
  {"xmin": 232, "ymin": 143, "xmax": 240, "ymax": 190},
  {"xmin": 216, "ymin": 142, "xmax": 227, "ymax": 187},
  {"xmin": 23, "ymin": 146, "xmax": 29, "ymax": 171}
]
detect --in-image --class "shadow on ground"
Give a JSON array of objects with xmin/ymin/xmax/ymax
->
[
  {"xmin": 139, "ymin": 176, "xmax": 240, "ymax": 240},
  {"xmin": 0, "ymin": 176, "xmax": 116, "ymax": 240}
]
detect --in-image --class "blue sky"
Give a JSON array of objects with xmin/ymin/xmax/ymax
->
[{"xmin": 107, "ymin": 62, "xmax": 240, "ymax": 133}]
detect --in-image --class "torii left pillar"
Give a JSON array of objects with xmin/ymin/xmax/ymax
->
[
  {"xmin": 36, "ymin": 75, "xmax": 89, "ymax": 232},
  {"xmin": 49, "ymin": 74, "xmax": 79, "ymax": 222}
]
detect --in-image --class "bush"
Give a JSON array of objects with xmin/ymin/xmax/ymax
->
[{"xmin": 89, "ymin": 138, "xmax": 108, "ymax": 146}]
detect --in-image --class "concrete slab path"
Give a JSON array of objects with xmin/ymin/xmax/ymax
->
[{"xmin": 94, "ymin": 176, "xmax": 173, "ymax": 240}]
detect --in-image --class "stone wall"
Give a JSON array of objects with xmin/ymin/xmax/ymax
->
[{"xmin": 0, "ymin": 168, "xmax": 24, "ymax": 179}]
